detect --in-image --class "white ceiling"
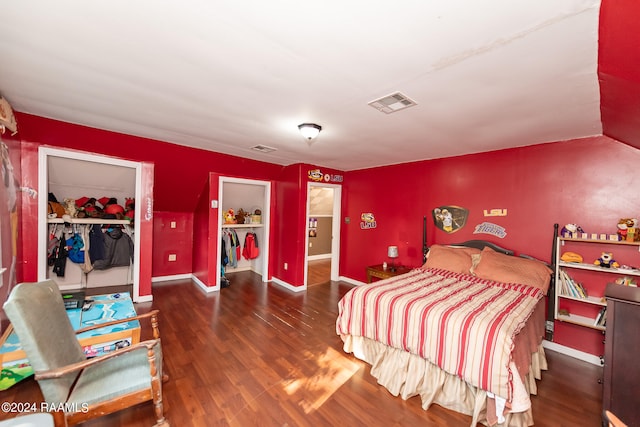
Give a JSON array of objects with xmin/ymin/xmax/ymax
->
[{"xmin": 0, "ymin": 0, "xmax": 603, "ymax": 171}]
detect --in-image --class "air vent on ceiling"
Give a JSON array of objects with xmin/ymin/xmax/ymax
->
[
  {"xmin": 251, "ymin": 144, "xmax": 277, "ymax": 153},
  {"xmin": 368, "ymin": 92, "xmax": 418, "ymax": 114}
]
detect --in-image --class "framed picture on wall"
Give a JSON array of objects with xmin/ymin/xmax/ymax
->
[{"xmin": 432, "ymin": 205, "xmax": 468, "ymax": 234}]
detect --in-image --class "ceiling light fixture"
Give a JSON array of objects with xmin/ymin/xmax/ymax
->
[{"xmin": 298, "ymin": 123, "xmax": 322, "ymax": 140}]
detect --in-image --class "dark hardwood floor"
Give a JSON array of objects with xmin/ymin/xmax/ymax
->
[
  {"xmin": 0, "ymin": 271, "xmax": 603, "ymax": 426},
  {"xmin": 307, "ymin": 259, "xmax": 331, "ymax": 287}
]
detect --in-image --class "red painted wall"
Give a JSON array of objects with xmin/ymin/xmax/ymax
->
[
  {"xmin": 272, "ymin": 165, "xmax": 305, "ymax": 286},
  {"xmin": 152, "ymin": 212, "xmax": 193, "ymax": 277},
  {"xmin": 13, "ymin": 113, "xmax": 283, "ymax": 213},
  {"xmin": 599, "ymin": 0, "xmax": 640, "ymax": 148},
  {"xmin": 342, "ymin": 136, "xmax": 640, "ymax": 356},
  {"xmin": 192, "ymin": 176, "xmax": 212, "ymax": 287}
]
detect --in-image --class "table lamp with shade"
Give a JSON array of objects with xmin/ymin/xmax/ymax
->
[{"xmin": 387, "ymin": 245, "xmax": 399, "ymax": 272}]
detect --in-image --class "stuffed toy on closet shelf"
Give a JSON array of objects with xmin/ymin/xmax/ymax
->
[
  {"xmin": 224, "ymin": 209, "xmax": 236, "ymax": 224},
  {"xmin": 235, "ymin": 208, "xmax": 248, "ymax": 225},
  {"xmin": 75, "ymin": 196, "xmax": 100, "ymax": 218},
  {"xmin": 124, "ymin": 197, "xmax": 135, "ymax": 221},
  {"xmin": 47, "ymin": 193, "xmax": 66, "ymax": 218},
  {"xmin": 63, "ymin": 198, "xmax": 77, "ymax": 217}
]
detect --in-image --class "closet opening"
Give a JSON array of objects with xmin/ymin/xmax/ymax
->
[
  {"xmin": 217, "ymin": 177, "xmax": 271, "ymax": 288},
  {"xmin": 305, "ymin": 182, "xmax": 341, "ymax": 287},
  {"xmin": 38, "ymin": 148, "xmax": 145, "ymax": 301}
]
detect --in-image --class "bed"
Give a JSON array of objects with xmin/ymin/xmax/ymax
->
[{"xmin": 336, "ymin": 231, "xmax": 552, "ymax": 426}]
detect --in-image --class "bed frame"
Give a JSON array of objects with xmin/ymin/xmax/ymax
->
[
  {"xmin": 421, "ymin": 215, "xmax": 514, "ymax": 264},
  {"xmin": 421, "ymin": 215, "xmax": 557, "ymax": 340}
]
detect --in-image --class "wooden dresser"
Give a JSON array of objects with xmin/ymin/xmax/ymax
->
[{"xmin": 603, "ymin": 283, "xmax": 640, "ymax": 426}]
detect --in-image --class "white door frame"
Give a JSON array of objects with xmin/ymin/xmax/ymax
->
[
  {"xmin": 305, "ymin": 182, "xmax": 341, "ymax": 286},
  {"xmin": 38, "ymin": 147, "xmax": 143, "ymax": 301},
  {"xmin": 216, "ymin": 176, "xmax": 271, "ymax": 288}
]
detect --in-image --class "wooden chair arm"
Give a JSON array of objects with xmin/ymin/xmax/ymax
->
[
  {"xmin": 34, "ymin": 338, "xmax": 160, "ymax": 380},
  {"xmin": 75, "ymin": 309, "xmax": 161, "ymax": 339}
]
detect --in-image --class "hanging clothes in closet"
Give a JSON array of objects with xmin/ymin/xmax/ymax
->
[
  {"xmin": 242, "ymin": 232, "xmax": 259, "ymax": 260},
  {"xmin": 219, "ymin": 235, "xmax": 231, "ymax": 288},
  {"xmin": 93, "ymin": 225, "xmax": 134, "ymax": 270},
  {"xmin": 47, "ymin": 223, "xmax": 133, "ymax": 276},
  {"xmin": 222, "ymin": 229, "xmax": 240, "ymax": 268}
]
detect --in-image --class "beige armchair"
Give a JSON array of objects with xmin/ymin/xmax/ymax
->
[{"xmin": 3, "ymin": 280, "xmax": 169, "ymax": 427}]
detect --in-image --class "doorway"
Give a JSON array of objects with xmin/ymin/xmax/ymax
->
[{"xmin": 305, "ymin": 183, "xmax": 341, "ymax": 287}]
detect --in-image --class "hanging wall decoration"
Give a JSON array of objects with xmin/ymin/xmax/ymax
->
[
  {"xmin": 0, "ymin": 95, "xmax": 17, "ymax": 135},
  {"xmin": 432, "ymin": 206, "xmax": 468, "ymax": 233},
  {"xmin": 483, "ymin": 208, "xmax": 508, "ymax": 217},
  {"xmin": 307, "ymin": 168, "xmax": 344, "ymax": 183},
  {"xmin": 473, "ymin": 222, "xmax": 507, "ymax": 238},
  {"xmin": 360, "ymin": 212, "xmax": 377, "ymax": 229}
]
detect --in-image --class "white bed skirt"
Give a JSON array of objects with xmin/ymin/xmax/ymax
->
[{"xmin": 341, "ymin": 334, "xmax": 547, "ymax": 427}]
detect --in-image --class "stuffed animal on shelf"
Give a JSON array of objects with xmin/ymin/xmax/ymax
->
[
  {"xmin": 561, "ymin": 223, "xmax": 585, "ymax": 238},
  {"xmin": 224, "ymin": 208, "xmax": 236, "ymax": 224},
  {"xmin": 63, "ymin": 198, "xmax": 77, "ymax": 217},
  {"xmin": 47, "ymin": 197, "xmax": 66, "ymax": 219},
  {"xmin": 124, "ymin": 198, "xmax": 135, "ymax": 221},
  {"xmin": 235, "ymin": 208, "xmax": 248, "ymax": 225},
  {"xmin": 618, "ymin": 218, "xmax": 639, "ymax": 242},
  {"xmin": 594, "ymin": 252, "xmax": 620, "ymax": 269},
  {"xmin": 75, "ymin": 196, "xmax": 100, "ymax": 218}
]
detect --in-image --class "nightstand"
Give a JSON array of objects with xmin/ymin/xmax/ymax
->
[{"xmin": 366, "ymin": 264, "xmax": 412, "ymax": 283}]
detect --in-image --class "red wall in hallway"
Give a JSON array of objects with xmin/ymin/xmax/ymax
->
[{"xmin": 342, "ymin": 135, "xmax": 640, "ymax": 356}]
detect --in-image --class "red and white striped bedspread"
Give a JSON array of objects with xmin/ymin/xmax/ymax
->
[{"xmin": 336, "ymin": 267, "xmax": 544, "ymax": 402}]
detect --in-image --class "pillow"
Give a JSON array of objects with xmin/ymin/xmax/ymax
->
[
  {"xmin": 423, "ymin": 244, "xmax": 481, "ymax": 275},
  {"xmin": 472, "ymin": 247, "xmax": 552, "ymax": 293}
]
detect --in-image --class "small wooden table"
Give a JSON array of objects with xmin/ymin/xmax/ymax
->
[{"xmin": 366, "ymin": 264, "xmax": 413, "ymax": 283}]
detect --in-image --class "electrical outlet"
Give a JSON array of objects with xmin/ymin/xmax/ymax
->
[
  {"xmin": 309, "ymin": 242, "xmax": 313, "ymax": 247},
  {"xmin": 170, "ymin": 221, "xmax": 177, "ymax": 229},
  {"xmin": 284, "ymin": 262, "xmax": 288, "ymax": 270},
  {"xmin": 168, "ymin": 254, "xmax": 177, "ymax": 262}
]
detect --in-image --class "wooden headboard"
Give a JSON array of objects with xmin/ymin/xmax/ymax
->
[{"xmin": 421, "ymin": 215, "xmax": 514, "ymax": 264}]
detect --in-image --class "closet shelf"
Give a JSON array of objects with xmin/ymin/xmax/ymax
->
[
  {"xmin": 221, "ymin": 224, "xmax": 263, "ymax": 229},
  {"xmin": 48, "ymin": 218, "xmax": 130, "ymax": 225}
]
